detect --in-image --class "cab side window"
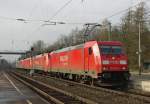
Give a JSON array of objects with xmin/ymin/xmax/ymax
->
[{"xmin": 88, "ymin": 47, "xmax": 93, "ymax": 55}]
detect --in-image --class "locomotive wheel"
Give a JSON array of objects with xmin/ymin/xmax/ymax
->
[
  {"xmin": 78, "ymin": 75, "xmax": 85, "ymax": 84},
  {"xmin": 90, "ymin": 78, "xmax": 94, "ymax": 86},
  {"xmin": 79, "ymin": 79, "xmax": 85, "ymax": 84},
  {"xmin": 86, "ymin": 77, "xmax": 94, "ymax": 86}
]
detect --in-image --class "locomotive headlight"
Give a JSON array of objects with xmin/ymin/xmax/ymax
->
[
  {"xmin": 122, "ymin": 67, "xmax": 126, "ymax": 70},
  {"xmin": 120, "ymin": 60, "xmax": 127, "ymax": 65},
  {"xmin": 103, "ymin": 67, "xmax": 107, "ymax": 70},
  {"xmin": 102, "ymin": 60, "xmax": 109, "ymax": 65}
]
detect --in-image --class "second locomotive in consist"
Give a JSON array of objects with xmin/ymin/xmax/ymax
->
[{"xmin": 17, "ymin": 41, "xmax": 130, "ymax": 86}]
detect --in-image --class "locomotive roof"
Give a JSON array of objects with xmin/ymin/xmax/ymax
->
[
  {"xmin": 34, "ymin": 53, "xmax": 48, "ymax": 58},
  {"xmin": 22, "ymin": 57, "xmax": 31, "ymax": 61},
  {"xmin": 52, "ymin": 44, "xmax": 84, "ymax": 53},
  {"xmin": 51, "ymin": 41, "xmax": 123, "ymax": 54},
  {"xmin": 98, "ymin": 41, "xmax": 123, "ymax": 45}
]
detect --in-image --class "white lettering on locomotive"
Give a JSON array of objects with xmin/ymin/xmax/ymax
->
[
  {"xmin": 60, "ymin": 55, "xmax": 68, "ymax": 62},
  {"xmin": 60, "ymin": 55, "xmax": 69, "ymax": 66}
]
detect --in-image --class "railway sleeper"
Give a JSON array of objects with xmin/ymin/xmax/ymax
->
[{"xmin": 11, "ymin": 72, "xmax": 98, "ymax": 104}]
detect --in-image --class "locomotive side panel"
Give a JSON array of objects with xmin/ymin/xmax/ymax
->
[
  {"xmin": 59, "ymin": 51, "xmax": 69, "ymax": 72},
  {"xmin": 69, "ymin": 48, "xmax": 84, "ymax": 74},
  {"xmin": 19, "ymin": 58, "xmax": 32, "ymax": 70},
  {"xmin": 51, "ymin": 53, "xmax": 60, "ymax": 72},
  {"xmin": 44, "ymin": 53, "xmax": 49, "ymax": 72},
  {"xmin": 32, "ymin": 55, "xmax": 43, "ymax": 70}
]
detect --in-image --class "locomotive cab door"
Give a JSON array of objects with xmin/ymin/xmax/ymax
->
[{"xmin": 84, "ymin": 47, "xmax": 92, "ymax": 73}]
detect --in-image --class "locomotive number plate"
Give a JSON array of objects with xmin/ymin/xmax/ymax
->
[{"xmin": 109, "ymin": 60, "xmax": 119, "ymax": 64}]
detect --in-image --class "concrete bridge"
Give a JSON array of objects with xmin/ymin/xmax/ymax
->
[{"xmin": 0, "ymin": 51, "xmax": 27, "ymax": 55}]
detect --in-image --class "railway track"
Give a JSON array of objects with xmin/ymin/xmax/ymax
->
[
  {"xmin": 53, "ymin": 74, "xmax": 150, "ymax": 98},
  {"xmin": 30, "ymin": 72, "xmax": 150, "ymax": 98},
  {"xmin": 9, "ymin": 71, "xmax": 98, "ymax": 104},
  {"xmin": 13, "ymin": 70, "xmax": 150, "ymax": 104},
  {"xmin": 120, "ymin": 88, "xmax": 150, "ymax": 98}
]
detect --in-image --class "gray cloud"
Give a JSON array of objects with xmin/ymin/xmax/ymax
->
[{"xmin": 0, "ymin": 0, "xmax": 148, "ymax": 62}]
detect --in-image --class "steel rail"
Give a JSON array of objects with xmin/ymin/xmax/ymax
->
[
  {"xmin": 10, "ymin": 71, "xmax": 98, "ymax": 104},
  {"xmin": 29, "ymin": 72, "xmax": 150, "ymax": 103}
]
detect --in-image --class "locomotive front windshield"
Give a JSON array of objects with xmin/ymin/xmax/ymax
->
[{"xmin": 100, "ymin": 45, "xmax": 123, "ymax": 55}]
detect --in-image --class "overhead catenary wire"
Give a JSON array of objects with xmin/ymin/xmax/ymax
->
[
  {"xmin": 104, "ymin": 0, "xmax": 150, "ymax": 20},
  {"xmin": 0, "ymin": 0, "xmax": 74, "ymax": 24},
  {"xmin": 32, "ymin": 0, "xmax": 149, "ymax": 25},
  {"xmin": 18, "ymin": 0, "xmax": 150, "ymax": 25},
  {"xmin": 27, "ymin": 0, "xmax": 150, "ymax": 31},
  {"xmin": 0, "ymin": 0, "xmax": 149, "ymax": 25},
  {"xmin": 49, "ymin": 0, "xmax": 73, "ymax": 20},
  {"xmin": 0, "ymin": 0, "xmax": 85, "ymax": 25}
]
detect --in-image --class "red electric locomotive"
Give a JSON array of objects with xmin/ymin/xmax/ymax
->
[
  {"xmin": 32, "ymin": 53, "xmax": 49, "ymax": 72},
  {"xmin": 48, "ymin": 41, "xmax": 130, "ymax": 86},
  {"xmin": 17, "ymin": 41, "xmax": 130, "ymax": 86},
  {"xmin": 17, "ymin": 58, "xmax": 32, "ymax": 70}
]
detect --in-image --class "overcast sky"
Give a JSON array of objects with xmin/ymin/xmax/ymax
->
[{"xmin": 0, "ymin": 0, "xmax": 149, "ymax": 62}]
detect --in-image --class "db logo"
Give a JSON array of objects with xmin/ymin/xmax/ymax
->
[{"xmin": 112, "ymin": 57, "xmax": 115, "ymax": 60}]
